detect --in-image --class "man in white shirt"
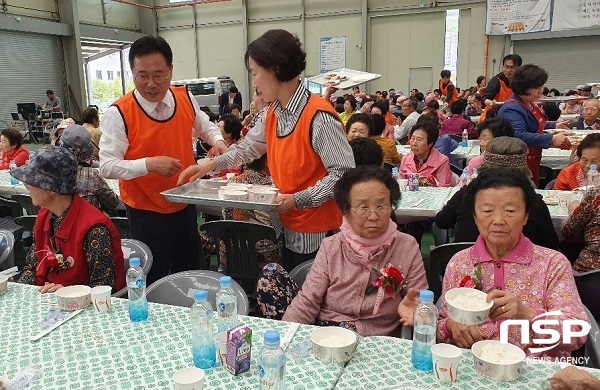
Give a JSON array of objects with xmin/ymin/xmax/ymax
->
[
  {"xmin": 394, "ymin": 99, "xmax": 421, "ymax": 142},
  {"xmin": 100, "ymin": 36, "xmax": 227, "ymax": 283}
]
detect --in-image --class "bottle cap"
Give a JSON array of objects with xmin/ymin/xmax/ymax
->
[
  {"xmin": 194, "ymin": 289, "xmax": 208, "ymax": 302},
  {"xmin": 419, "ymin": 289, "xmax": 434, "ymax": 303},
  {"xmin": 129, "ymin": 257, "xmax": 141, "ymax": 267},
  {"xmin": 462, "ymin": 168, "xmax": 469, "ymax": 173},
  {"xmin": 591, "ymin": 164, "xmax": 598, "ymax": 170},
  {"xmin": 264, "ymin": 329, "xmax": 280, "ymax": 345},
  {"xmin": 219, "ymin": 275, "xmax": 232, "ymax": 287}
]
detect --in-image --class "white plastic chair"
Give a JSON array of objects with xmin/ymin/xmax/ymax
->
[
  {"xmin": 0, "ymin": 230, "xmax": 15, "ymax": 271},
  {"xmin": 146, "ymin": 270, "xmax": 249, "ymax": 315},
  {"xmin": 289, "ymin": 259, "xmax": 314, "ymax": 289}
]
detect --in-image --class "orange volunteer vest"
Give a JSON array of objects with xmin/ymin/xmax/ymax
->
[
  {"xmin": 479, "ymin": 78, "xmax": 513, "ymax": 123},
  {"xmin": 439, "ymin": 80, "xmax": 459, "ymax": 106},
  {"xmin": 266, "ymin": 94, "xmax": 343, "ymax": 233},
  {"xmin": 112, "ymin": 86, "xmax": 196, "ymax": 214}
]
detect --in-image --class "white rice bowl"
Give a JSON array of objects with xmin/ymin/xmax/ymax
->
[
  {"xmin": 445, "ymin": 287, "xmax": 493, "ymax": 325},
  {"xmin": 471, "ymin": 340, "xmax": 525, "ymax": 381}
]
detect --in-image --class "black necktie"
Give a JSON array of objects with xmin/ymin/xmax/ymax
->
[{"xmin": 586, "ymin": 126, "xmax": 593, "ymax": 130}]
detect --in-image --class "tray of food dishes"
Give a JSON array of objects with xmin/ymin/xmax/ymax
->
[
  {"xmin": 307, "ymin": 68, "xmax": 382, "ymax": 89},
  {"xmin": 544, "ymin": 129, "xmax": 598, "ymax": 145},
  {"xmin": 538, "ymin": 95, "xmax": 588, "ymax": 103},
  {"xmin": 162, "ymin": 179, "xmax": 281, "ymax": 211}
]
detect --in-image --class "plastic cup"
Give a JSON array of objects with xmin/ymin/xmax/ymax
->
[
  {"xmin": 397, "ymin": 179, "xmax": 408, "ymax": 191},
  {"xmin": 90, "ymin": 285, "xmax": 112, "ymax": 313},
  {"xmin": 173, "ymin": 367, "xmax": 205, "ymax": 390},
  {"xmin": 215, "ymin": 331, "xmax": 227, "ymax": 366},
  {"xmin": 558, "ymin": 192, "xmax": 572, "ymax": 208},
  {"xmin": 431, "ymin": 343, "xmax": 462, "ymax": 382}
]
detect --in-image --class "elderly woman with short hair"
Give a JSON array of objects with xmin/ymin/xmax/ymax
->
[
  {"xmin": 437, "ymin": 168, "xmax": 587, "ymax": 359},
  {"xmin": 400, "ymin": 120, "xmax": 452, "ymax": 187},
  {"xmin": 554, "ymin": 133, "xmax": 600, "ymax": 191},
  {"xmin": 258, "ymin": 165, "xmax": 428, "ymax": 336},
  {"xmin": 0, "ymin": 128, "xmax": 28, "ymax": 169},
  {"xmin": 497, "ymin": 64, "xmax": 569, "ymax": 185}
]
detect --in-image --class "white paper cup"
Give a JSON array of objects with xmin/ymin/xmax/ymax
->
[
  {"xmin": 90, "ymin": 285, "xmax": 112, "ymax": 313},
  {"xmin": 558, "ymin": 192, "xmax": 571, "ymax": 208},
  {"xmin": 397, "ymin": 179, "xmax": 408, "ymax": 191},
  {"xmin": 431, "ymin": 343, "xmax": 462, "ymax": 382},
  {"xmin": 0, "ymin": 275, "xmax": 7, "ymax": 295},
  {"xmin": 215, "ymin": 331, "xmax": 227, "ymax": 366},
  {"xmin": 173, "ymin": 367, "xmax": 205, "ymax": 390}
]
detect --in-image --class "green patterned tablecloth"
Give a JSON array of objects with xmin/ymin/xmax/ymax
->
[
  {"xmin": 0, "ymin": 283, "xmax": 342, "ymax": 389},
  {"xmin": 395, "ymin": 187, "xmax": 455, "ymax": 219},
  {"xmin": 0, "ymin": 169, "xmax": 120, "ymax": 197},
  {"xmin": 334, "ymin": 336, "xmax": 600, "ymax": 390}
]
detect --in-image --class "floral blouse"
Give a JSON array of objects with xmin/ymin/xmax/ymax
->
[
  {"xmin": 18, "ymin": 206, "xmax": 117, "ymax": 288},
  {"xmin": 562, "ymin": 187, "xmax": 600, "ymax": 272},
  {"xmin": 438, "ymin": 234, "xmax": 587, "ymax": 359}
]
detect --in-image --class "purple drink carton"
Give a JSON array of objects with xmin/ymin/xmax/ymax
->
[
  {"xmin": 225, "ymin": 324, "xmax": 252, "ymax": 375},
  {"xmin": 408, "ymin": 173, "xmax": 420, "ymax": 191}
]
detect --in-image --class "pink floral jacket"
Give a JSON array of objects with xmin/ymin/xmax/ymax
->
[{"xmin": 438, "ymin": 234, "xmax": 587, "ymax": 359}]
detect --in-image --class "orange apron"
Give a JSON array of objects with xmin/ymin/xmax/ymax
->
[{"xmin": 505, "ymin": 97, "xmax": 546, "ymax": 187}]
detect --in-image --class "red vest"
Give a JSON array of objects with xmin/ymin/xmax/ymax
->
[
  {"xmin": 112, "ymin": 86, "xmax": 196, "ymax": 213},
  {"xmin": 265, "ymin": 94, "xmax": 343, "ymax": 233},
  {"xmin": 34, "ymin": 195, "xmax": 126, "ymax": 291}
]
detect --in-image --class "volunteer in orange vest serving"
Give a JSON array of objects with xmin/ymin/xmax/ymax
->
[
  {"xmin": 438, "ymin": 69, "xmax": 459, "ymax": 109},
  {"xmin": 178, "ymin": 29, "xmax": 355, "ymax": 271},
  {"xmin": 479, "ymin": 54, "xmax": 522, "ymax": 122},
  {"xmin": 100, "ymin": 36, "xmax": 227, "ymax": 284}
]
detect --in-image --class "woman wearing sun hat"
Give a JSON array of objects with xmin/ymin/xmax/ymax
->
[{"xmin": 14, "ymin": 146, "xmax": 125, "ymax": 293}]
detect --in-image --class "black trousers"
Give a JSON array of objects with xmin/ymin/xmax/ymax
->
[
  {"xmin": 280, "ymin": 229, "xmax": 338, "ymax": 272},
  {"xmin": 126, "ymin": 204, "xmax": 200, "ymax": 285}
]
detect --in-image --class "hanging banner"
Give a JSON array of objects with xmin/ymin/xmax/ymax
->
[
  {"xmin": 552, "ymin": 0, "xmax": 600, "ymax": 31},
  {"xmin": 485, "ymin": 0, "xmax": 551, "ymax": 35},
  {"xmin": 320, "ymin": 37, "xmax": 346, "ymax": 73}
]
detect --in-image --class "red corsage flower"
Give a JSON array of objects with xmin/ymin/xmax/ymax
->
[
  {"xmin": 366, "ymin": 263, "xmax": 408, "ymax": 315},
  {"xmin": 458, "ymin": 264, "xmax": 483, "ymax": 290}
]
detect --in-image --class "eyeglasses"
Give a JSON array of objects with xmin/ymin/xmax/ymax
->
[
  {"xmin": 350, "ymin": 205, "xmax": 392, "ymax": 217},
  {"xmin": 134, "ymin": 74, "xmax": 170, "ymax": 84}
]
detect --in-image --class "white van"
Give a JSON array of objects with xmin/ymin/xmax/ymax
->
[{"xmin": 171, "ymin": 76, "xmax": 236, "ymax": 114}]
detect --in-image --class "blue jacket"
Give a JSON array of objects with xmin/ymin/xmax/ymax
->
[
  {"xmin": 497, "ymin": 94, "xmax": 555, "ymax": 149},
  {"xmin": 434, "ymin": 135, "xmax": 459, "ymax": 166}
]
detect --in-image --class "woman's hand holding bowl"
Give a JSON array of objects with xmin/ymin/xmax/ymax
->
[{"xmin": 486, "ymin": 289, "xmax": 536, "ymax": 323}]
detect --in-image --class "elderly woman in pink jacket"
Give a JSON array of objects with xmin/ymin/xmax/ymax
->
[
  {"xmin": 400, "ymin": 119, "xmax": 452, "ymax": 187},
  {"xmin": 257, "ymin": 165, "xmax": 428, "ymax": 337}
]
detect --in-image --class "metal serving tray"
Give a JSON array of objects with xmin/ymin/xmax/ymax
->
[
  {"xmin": 161, "ymin": 180, "xmax": 280, "ymax": 211},
  {"xmin": 307, "ymin": 68, "xmax": 382, "ymax": 90}
]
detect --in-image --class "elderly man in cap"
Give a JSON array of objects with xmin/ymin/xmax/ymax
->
[
  {"xmin": 50, "ymin": 117, "xmax": 75, "ymax": 146},
  {"xmin": 14, "ymin": 146, "xmax": 125, "ymax": 293},
  {"xmin": 60, "ymin": 125, "xmax": 120, "ymax": 215},
  {"xmin": 577, "ymin": 85, "xmax": 593, "ymax": 98}
]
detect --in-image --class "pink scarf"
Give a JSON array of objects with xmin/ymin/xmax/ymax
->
[{"xmin": 339, "ymin": 216, "xmax": 398, "ymax": 266}]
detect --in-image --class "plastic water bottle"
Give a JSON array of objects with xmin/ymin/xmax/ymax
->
[
  {"xmin": 216, "ymin": 276, "xmax": 238, "ymax": 333},
  {"xmin": 411, "ymin": 290, "xmax": 438, "ymax": 372},
  {"xmin": 191, "ymin": 289, "xmax": 216, "ymax": 369},
  {"xmin": 258, "ymin": 330, "xmax": 286, "ymax": 390},
  {"xmin": 391, "ymin": 166, "xmax": 399, "ymax": 182},
  {"xmin": 126, "ymin": 257, "xmax": 148, "ymax": 322},
  {"xmin": 9, "ymin": 160, "xmax": 19, "ymax": 185},
  {"xmin": 459, "ymin": 168, "xmax": 471, "ymax": 187},
  {"xmin": 587, "ymin": 164, "xmax": 599, "ymax": 192},
  {"xmin": 471, "ymin": 168, "xmax": 478, "ymax": 180},
  {"xmin": 461, "ymin": 128, "xmax": 469, "ymax": 147}
]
